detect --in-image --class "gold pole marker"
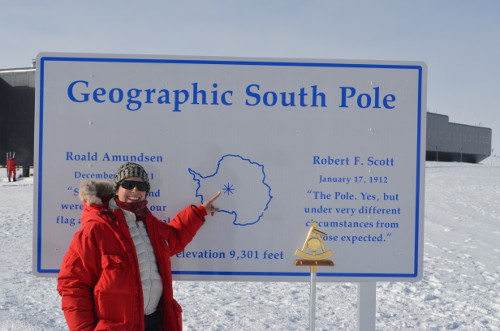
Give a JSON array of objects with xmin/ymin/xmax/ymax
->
[{"xmin": 294, "ymin": 221, "xmax": 334, "ymax": 270}]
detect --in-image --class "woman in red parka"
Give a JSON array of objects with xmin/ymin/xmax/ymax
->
[{"xmin": 57, "ymin": 162, "xmax": 220, "ymax": 331}]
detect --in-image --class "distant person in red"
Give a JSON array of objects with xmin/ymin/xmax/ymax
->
[{"xmin": 7, "ymin": 157, "xmax": 16, "ymax": 182}]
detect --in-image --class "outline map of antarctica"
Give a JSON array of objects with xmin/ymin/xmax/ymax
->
[{"xmin": 188, "ymin": 154, "xmax": 273, "ymax": 226}]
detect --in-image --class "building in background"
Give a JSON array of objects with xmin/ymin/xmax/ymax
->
[
  {"xmin": 0, "ymin": 62, "xmax": 493, "ymax": 169},
  {"xmin": 0, "ymin": 62, "xmax": 35, "ymax": 176},
  {"xmin": 426, "ymin": 112, "xmax": 492, "ymax": 163}
]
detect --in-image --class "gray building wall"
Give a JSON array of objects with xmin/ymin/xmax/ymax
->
[
  {"xmin": 0, "ymin": 68, "xmax": 36, "ymax": 88},
  {"xmin": 426, "ymin": 112, "xmax": 492, "ymax": 163}
]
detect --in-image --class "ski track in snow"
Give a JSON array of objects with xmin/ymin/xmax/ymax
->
[{"xmin": 0, "ymin": 163, "xmax": 499, "ymax": 330}]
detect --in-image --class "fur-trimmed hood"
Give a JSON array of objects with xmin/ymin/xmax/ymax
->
[{"xmin": 79, "ymin": 180, "xmax": 115, "ymax": 206}]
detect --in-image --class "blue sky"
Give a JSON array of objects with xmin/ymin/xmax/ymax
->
[{"xmin": 3, "ymin": 0, "xmax": 499, "ymax": 153}]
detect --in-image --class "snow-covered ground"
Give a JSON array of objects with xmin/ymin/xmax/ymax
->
[{"xmin": 0, "ymin": 162, "xmax": 499, "ymax": 330}]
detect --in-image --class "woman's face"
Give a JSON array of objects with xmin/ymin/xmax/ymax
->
[{"xmin": 116, "ymin": 177, "xmax": 147, "ymax": 203}]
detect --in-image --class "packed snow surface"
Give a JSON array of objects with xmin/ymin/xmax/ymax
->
[{"xmin": 0, "ymin": 163, "xmax": 499, "ymax": 330}]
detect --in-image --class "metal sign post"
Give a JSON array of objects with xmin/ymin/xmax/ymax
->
[
  {"xmin": 310, "ymin": 270, "xmax": 317, "ymax": 330},
  {"xmin": 358, "ymin": 282, "xmax": 376, "ymax": 331}
]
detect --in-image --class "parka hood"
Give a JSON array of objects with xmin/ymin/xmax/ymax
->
[{"xmin": 79, "ymin": 180, "xmax": 115, "ymax": 206}]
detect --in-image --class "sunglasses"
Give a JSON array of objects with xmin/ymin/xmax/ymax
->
[{"xmin": 120, "ymin": 180, "xmax": 148, "ymax": 191}]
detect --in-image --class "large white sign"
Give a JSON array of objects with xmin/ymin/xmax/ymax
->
[{"xmin": 33, "ymin": 53, "xmax": 426, "ymax": 281}]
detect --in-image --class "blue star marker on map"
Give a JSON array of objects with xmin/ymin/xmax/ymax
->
[
  {"xmin": 222, "ymin": 183, "xmax": 236, "ymax": 195},
  {"xmin": 188, "ymin": 154, "xmax": 273, "ymax": 226}
]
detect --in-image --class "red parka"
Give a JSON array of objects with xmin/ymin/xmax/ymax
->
[
  {"xmin": 57, "ymin": 181, "xmax": 205, "ymax": 331},
  {"xmin": 7, "ymin": 157, "xmax": 16, "ymax": 171}
]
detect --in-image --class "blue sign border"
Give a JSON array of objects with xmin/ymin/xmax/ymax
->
[{"xmin": 35, "ymin": 55, "xmax": 424, "ymax": 279}]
